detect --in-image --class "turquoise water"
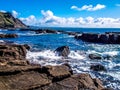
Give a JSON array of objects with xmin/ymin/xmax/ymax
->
[{"xmin": 0, "ymin": 28, "xmax": 120, "ymax": 89}]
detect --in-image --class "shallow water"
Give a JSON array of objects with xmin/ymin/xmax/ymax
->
[{"xmin": 1, "ymin": 27, "xmax": 120, "ymax": 89}]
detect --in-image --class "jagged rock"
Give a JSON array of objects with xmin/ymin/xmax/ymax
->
[
  {"xmin": 0, "ymin": 34, "xmax": 18, "ymax": 38},
  {"xmin": 23, "ymin": 44, "xmax": 31, "ymax": 50},
  {"xmin": 0, "ymin": 12, "xmax": 27, "ymax": 29},
  {"xmin": 90, "ymin": 64, "xmax": 107, "ymax": 71},
  {"xmin": 89, "ymin": 53, "xmax": 102, "ymax": 60},
  {"xmin": 0, "ymin": 44, "xmax": 27, "ymax": 62},
  {"xmin": 0, "ymin": 63, "xmax": 107, "ymax": 90},
  {"xmin": 99, "ymin": 34, "xmax": 109, "ymax": 43},
  {"xmin": 39, "ymin": 73, "xmax": 105, "ymax": 90},
  {"xmin": 42, "ymin": 64, "xmax": 72, "ymax": 81},
  {"xmin": 0, "ymin": 43, "xmax": 107, "ymax": 90},
  {"xmin": 55, "ymin": 46, "xmax": 70, "ymax": 57},
  {"xmin": 75, "ymin": 32, "xmax": 120, "ymax": 44}
]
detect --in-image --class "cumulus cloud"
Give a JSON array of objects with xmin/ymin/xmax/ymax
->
[
  {"xmin": 19, "ymin": 15, "xmax": 37, "ymax": 25},
  {"xmin": 0, "ymin": 10, "xmax": 6, "ymax": 13},
  {"xmin": 19, "ymin": 10, "xmax": 120, "ymax": 28},
  {"xmin": 12, "ymin": 10, "xmax": 19, "ymax": 18},
  {"xmin": 71, "ymin": 4, "xmax": 106, "ymax": 11}
]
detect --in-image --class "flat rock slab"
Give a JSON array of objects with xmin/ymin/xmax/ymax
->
[
  {"xmin": 37, "ymin": 73, "xmax": 104, "ymax": 90},
  {"xmin": 0, "ymin": 71, "xmax": 51, "ymax": 90},
  {"xmin": 0, "ymin": 65, "xmax": 41, "ymax": 75},
  {"xmin": 42, "ymin": 65, "xmax": 72, "ymax": 80}
]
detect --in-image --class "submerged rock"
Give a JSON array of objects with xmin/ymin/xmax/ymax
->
[
  {"xmin": 89, "ymin": 53, "xmax": 102, "ymax": 60},
  {"xmin": 90, "ymin": 64, "xmax": 107, "ymax": 72},
  {"xmin": 55, "ymin": 46, "xmax": 70, "ymax": 57}
]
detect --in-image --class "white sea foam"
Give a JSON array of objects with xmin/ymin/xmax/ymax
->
[
  {"xmin": 87, "ymin": 50, "xmax": 119, "ymax": 57},
  {"xmin": 0, "ymin": 40, "xmax": 4, "ymax": 43},
  {"xmin": 26, "ymin": 50, "xmax": 61, "ymax": 60},
  {"xmin": 18, "ymin": 32, "xmax": 43, "ymax": 36},
  {"xmin": 102, "ymin": 51, "xmax": 119, "ymax": 57},
  {"xmin": 68, "ymin": 51, "xmax": 85, "ymax": 60},
  {"xmin": 26, "ymin": 50, "xmax": 86, "ymax": 65}
]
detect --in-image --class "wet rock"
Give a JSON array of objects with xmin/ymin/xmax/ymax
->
[
  {"xmin": 99, "ymin": 34, "xmax": 109, "ymax": 43},
  {"xmin": 89, "ymin": 53, "xmax": 102, "ymax": 60},
  {"xmin": 23, "ymin": 44, "xmax": 31, "ymax": 50},
  {"xmin": 75, "ymin": 32, "xmax": 120, "ymax": 44},
  {"xmin": 90, "ymin": 64, "xmax": 107, "ymax": 71},
  {"xmin": 67, "ymin": 32, "xmax": 78, "ymax": 35},
  {"xmin": 35, "ymin": 29, "xmax": 58, "ymax": 34},
  {"xmin": 45, "ymin": 29, "xmax": 58, "ymax": 34},
  {"xmin": 55, "ymin": 46, "xmax": 70, "ymax": 57},
  {"xmin": 0, "ymin": 34, "xmax": 18, "ymax": 38},
  {"xmin": 82, "ymin": 33, "xmax": 99, "ymax": 42}
]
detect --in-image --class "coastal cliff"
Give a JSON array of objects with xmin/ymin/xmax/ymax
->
[{"xmin": 0, "ymin": 12, "xmax": 27, "ymax": 29}]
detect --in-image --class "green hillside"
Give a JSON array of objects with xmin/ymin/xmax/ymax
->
[{"xmin": 0, "ymin": 12, "xmax": 27, "ymax": 29}]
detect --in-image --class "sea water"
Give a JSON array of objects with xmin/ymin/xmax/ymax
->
[{"xmin": 1, "ymin": 27, "xmax": 120, "ymax": 90}]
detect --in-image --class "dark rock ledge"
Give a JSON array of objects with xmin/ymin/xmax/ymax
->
[
  {"xmin": 75, "ymin": 32, "xmax": 120, "ymax": 44},
  {"xmin": 0, "ymin": 33, "xmax": 18, "ymax": 38},
  {"xmin": 0, "ymin": 43, "xmax": 108, "ymax": 90},
  {"xmin": 20, "ymin": 28, "xmax": 80, "ymax": 36}
]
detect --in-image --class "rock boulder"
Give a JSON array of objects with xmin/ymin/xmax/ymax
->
[
  {"xmin": 90, "ymin": 64, "xmax": 107, "ymax": 72},
  {"xmin": 55, "ymin": 46, "xmax": 70, "ymax": 57}
]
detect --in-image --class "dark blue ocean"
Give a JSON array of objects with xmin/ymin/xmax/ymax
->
[{"xmin": 1, "ymin": 27, "xmax": 120, "ymax": 90}]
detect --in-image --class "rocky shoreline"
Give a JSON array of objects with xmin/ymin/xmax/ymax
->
[{"xmin": 0, "ymin": 42, "xmax": 109, "ymax": 90}]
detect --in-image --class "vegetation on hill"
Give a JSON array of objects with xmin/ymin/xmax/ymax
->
[{"xmin": 0, "ymin": 12, "xmax": 27, "ymax": 29}]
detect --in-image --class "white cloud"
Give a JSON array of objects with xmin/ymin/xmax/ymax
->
[
  {"xmin": 12, "ymin": 10, "xmax": 18, "ymax": 18},
  {"xmin": 19, "ymin": 15, "xmax": 37, "ymax": 25},
  {"xmin": 71, "ymin": 4, "xmax": 106, "ymax": 11},
  {"xmin": 0, "ymin": 10, "xmax": 6, "ymax": 13},
  {"xmin": 19, "ymin": 10, "xmax": 120, "ymax": 28},
  {"xmin": 116, "ymin": 4, "xmax": 120, "ymax": 7}
]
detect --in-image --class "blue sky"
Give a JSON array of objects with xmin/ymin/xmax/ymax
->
[{"xmin": 0, "ymin": 0, "xmax": 120, "ymax": 27}]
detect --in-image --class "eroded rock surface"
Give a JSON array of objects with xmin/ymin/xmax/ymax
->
[{"xmin": 0, "ymin": 43, "xmax": 107, "ymax": 90}]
